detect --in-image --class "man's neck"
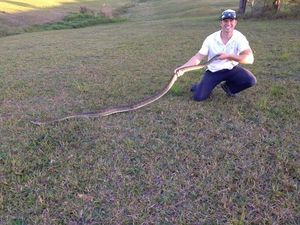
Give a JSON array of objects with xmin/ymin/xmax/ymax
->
[{"xmin": 220, "ymin": 30, "xmax": 234, "ymax": 44}]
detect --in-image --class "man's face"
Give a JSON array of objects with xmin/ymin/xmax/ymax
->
[{"xmin": 221, "ymin": 19, "xmax": 237, "ymax": 33}]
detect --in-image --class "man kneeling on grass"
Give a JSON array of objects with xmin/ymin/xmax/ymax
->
[{"xmin": 175, "ymin": 9, "xmax": 257, "ymax": 101}]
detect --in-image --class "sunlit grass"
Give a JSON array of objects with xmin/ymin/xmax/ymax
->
[
  {"xmin": 0, "ymin": 0, "xmax": 77, "ymax": 13},
  {"xmin": 0, "ymin": 0, "xmax": 132, "ymax": 37},
  {"xmin": 0, "ymin": 0, "xmax": 132, "ymax": 13}
]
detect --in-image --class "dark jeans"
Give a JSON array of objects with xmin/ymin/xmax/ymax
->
[{"xmin": 192, "ymin": 66, "xmax": 256, "ymax": 101}]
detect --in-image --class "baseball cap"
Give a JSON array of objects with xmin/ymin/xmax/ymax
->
[{"xmin": 221, "ymin": 9, "xmax": 237, "ymax": 20}]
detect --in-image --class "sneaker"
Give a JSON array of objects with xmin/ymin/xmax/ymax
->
[
  {"xmin": 221, "ymin": 83, "xmax": 236, "ymax": 97},
  {"xmin": 190, "ymin": 84, "xmax": 197, "ymax": 92}
]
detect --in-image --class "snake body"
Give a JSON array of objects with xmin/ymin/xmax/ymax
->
[{"xmin": 31, "ymin": 55, "xmax": 219, "ymax": 125}]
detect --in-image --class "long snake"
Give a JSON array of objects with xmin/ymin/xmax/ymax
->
[{"xmin": 31, "ymin": 55, "xmax": 219, "ymax": 125}]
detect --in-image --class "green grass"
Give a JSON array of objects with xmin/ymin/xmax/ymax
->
[
  {"xmin": 26, "ymin": 13, "xmax": 126, "ymax": 32},
  {"xmin": 170, "ymin": 83, "xmax": 185, "ymax": 96},
  {"xmin": 0, "ymin": 0, "xmax": 299, "ymax": 224}
]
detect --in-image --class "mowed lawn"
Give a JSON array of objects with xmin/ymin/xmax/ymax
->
[{"xmin": 0, "ymin": 0, "xmax": 299, "ymax": 224}]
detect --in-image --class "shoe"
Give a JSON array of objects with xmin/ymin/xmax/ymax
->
[
  {"xmin": 221, "ymin": 83, "xmax": 236, "ymax": 97},
  {"xmin": 190, "ymin": 84, "xmax": 197, "ymax": 92}
]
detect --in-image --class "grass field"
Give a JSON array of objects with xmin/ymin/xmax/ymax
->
[{"xmin": 0, "ymin": 0, "xmax": 299, "ymax": 224}]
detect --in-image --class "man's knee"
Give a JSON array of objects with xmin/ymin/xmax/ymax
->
[
  {"xmin": 243, "ymin": 68, "xmax": 257, "ymax": 87},
  {"xmin": 244, "ymin": 73, "xmax": 257, "ymax": 89},
  {"xmin": 249, "ymin": 75, "xmax": 257, "ymax": 86}
]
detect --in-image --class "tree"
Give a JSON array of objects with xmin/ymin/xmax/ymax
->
[
  {"xmin": 239, "ymin": 0, "xmax": 248, "ymax": 14},
  {"xmin": 273, "ymin": 0, "xmax": 281, "ymax": 11},
  {"xmin": 238, "ymin": 0, "xmax": 299, "ymax": 17}
]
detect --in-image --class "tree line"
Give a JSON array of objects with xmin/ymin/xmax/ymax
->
[{"xmin": 239, "ymin": 0, "xmax": 300, "ymax": 16}]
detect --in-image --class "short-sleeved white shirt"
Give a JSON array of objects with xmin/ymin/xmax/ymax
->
[{"xmin": 199, "ymin": 30, "xmax": 251, "ymax": 72}]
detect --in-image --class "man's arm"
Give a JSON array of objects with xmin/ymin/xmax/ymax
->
[
  {"xmin": 174, "ymin": 53, "xmax": 206, "ymax": 74},
  {"xmin": 218, "ymin": 48, "xmax": 254, "ymax": 64}
]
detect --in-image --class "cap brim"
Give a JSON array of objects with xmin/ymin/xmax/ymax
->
[{"xmin": 221, "ymin": 17, "xmax": 236, "ymax": 20}]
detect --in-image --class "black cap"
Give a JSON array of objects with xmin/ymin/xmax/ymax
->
[{"xmin": 221, "ymin": 9, "xmax": 237, "ymax": 20}]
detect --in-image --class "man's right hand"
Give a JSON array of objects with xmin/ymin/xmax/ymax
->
[
  {"xmin": 174, "ymin": 53, "xmax": 205, "ymax": 75},
  {"xmin": 174, "ymin": 68, "xmax": 184, "ymax": 76}
]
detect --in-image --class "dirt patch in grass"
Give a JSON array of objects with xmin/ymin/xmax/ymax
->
[{"xmin": 0, "ymin": 10, "xmax": 66, "ymax": 27}]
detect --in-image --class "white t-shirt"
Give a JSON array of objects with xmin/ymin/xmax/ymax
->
[{"xmin": 199, "ymin": 30, "xmax": 251, "ymax": 72}]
